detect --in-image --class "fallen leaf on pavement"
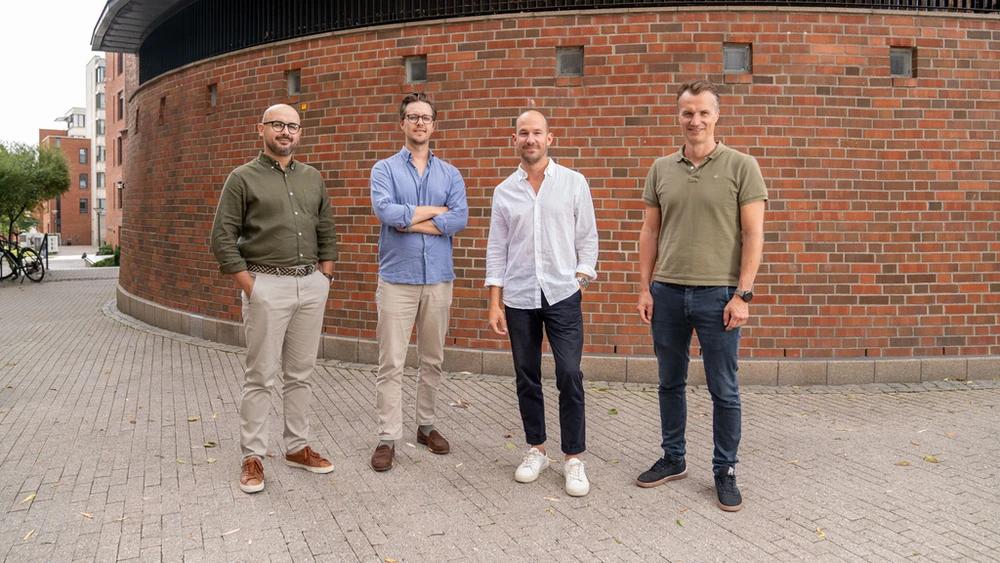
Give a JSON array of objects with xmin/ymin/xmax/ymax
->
[
  {"xmin": 222, "ymin": 528, "xmax": 240, "ymax": 536},
  {"xmin": 922, "ymin": 455, "xmax": 940, "ymax": 464},
  {"xmin": 504, "ymin": 442, "xmax": 517, "ymax": 450},
  {"xmin": 448, "ymin": 399, "xmax": 471, "ymax": 408},
  {"xmin": 81, "ymin": 512, "xmax": 93, "ymax": 519},
  {"xmin": 176, "ymin": 459, "xmax": 187, "ymax": 464},
  {"xmin": 207, "ymin": 458, "xmax": 217, "ymax": 464},
  {"xmin": 895, "ymin": 460, "xmax": 911, "ymax": 466},
  {"xmin": 405, "ymin": 442, "xmax": 416, "ymax": 449},
  {"xmin": 543, "ymin": 496, "xmax": 560, "ymax": 502},
  {"xmin": 187, "ymin": 416, "xmax": 199, "ymax": 422},
  {"xmin": 816, "ymin": 528, "xmax": 826, "ymax": 540},
  {"xmin": 203, "ymin": 441, "xmax": 217, "ymax": 448},
  {"xmin": 20, "ymin": 493, "xmax": 35, "ymax": 504},
  {"xmin": 945, "ymin": 432, "xmax": 957, "ymax": 439},
  {"xmin": 675, "ymin": 519, "xmax": 684, "ymax": 527},
  {"xmin": 385, "ymin": 558, "xmax": 398, "ymax": 563},
  {"xmin": 608, "ymin": 408, "xmax": 619, "ymax": 415},
  {"xmin": 23, "ymin": 529, "xmax": 35, "ymax": 541}
]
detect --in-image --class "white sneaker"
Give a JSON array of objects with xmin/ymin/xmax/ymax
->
[
  {"xmin": 514, "ymin": 447, "xmax": 550, "ymax": 483},
  {"xmin": 564, "ymin": 458, "xmax": 590, "ymax": 497}
]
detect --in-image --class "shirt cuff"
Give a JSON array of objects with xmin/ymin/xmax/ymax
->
[
  {"xmin": 575, "ymin": 266, "xmax": 597, "ymax": 280},
  {"xmin": 484, "ymin": 277, "xmax": 504, "ymax": 287}
]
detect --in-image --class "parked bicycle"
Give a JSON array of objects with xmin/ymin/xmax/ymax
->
[{"xmin": 0, "ymin": 239, "xmax": 45, "ymax": 283}]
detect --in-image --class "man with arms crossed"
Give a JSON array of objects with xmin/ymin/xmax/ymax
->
[
  {"xmin": 635, "ymin": 81, "xmax": 766, "ymax": 511},
  {"xmin": 211, "ymin": 103, "xmax": 338, "ymax": 493},
  {"xmin": 486, "ymin": 109, "xmax": 598, "ymax": 497},
  {"xmin": 369, "ymin": 92, "xmax": 468, "ymax": 471}
]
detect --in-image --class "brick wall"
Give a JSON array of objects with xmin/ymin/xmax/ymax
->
[
  {"xmin": 39, "ymin": 135, "xmax": 92, "ymax": 246},
  {"xmin": 121, "ymin": 8, "xmax": 1000, "ymax": 360},
  {"xmin": 104, "ymin": 53, "xmax": 137, "ymax": 248}
]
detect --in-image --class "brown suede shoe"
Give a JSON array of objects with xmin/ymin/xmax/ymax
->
[
  {"xmin": 417, "ymin": 428, "xmax": 450, "ymax": 455},
  {"xmin": 239, "ymin": 457, "xmax": 264, "ymax": 494},
  {"xmin": 370, "ymin": 443, "xmax": 394, "ymax": 472},
  {"xmin": 285, "ymin": 446, "xmax": 334, "ymax": 474}
]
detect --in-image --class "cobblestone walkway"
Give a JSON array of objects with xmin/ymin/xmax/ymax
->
[{"xmin": 1, "ymin": 278, "xmax": 998, "ymax": 561}]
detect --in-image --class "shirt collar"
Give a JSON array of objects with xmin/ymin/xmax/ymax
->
[
  {"xmin": 257, "ymin": 151, "xmax": 296, "ymax": 171},
  {"xmin": 516, "ymin": 158, "xmax": 556, "ymax": 181},
  {"xmin": 677, "ymin": 141, "xmax": 726, "ymax": 163},
  {"xmin": 398, "ymin": 146, "xmax": 435, "ymax": 165}
]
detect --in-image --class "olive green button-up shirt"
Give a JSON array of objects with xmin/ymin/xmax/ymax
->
[{"xmin": 210, "ymin": 153, "xmax": 338, "ymax": 274}]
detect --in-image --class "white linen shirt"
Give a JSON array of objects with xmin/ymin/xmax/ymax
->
[{"xmin": 485, "ymin": 159, "xmax": 599, "ymax": 309}]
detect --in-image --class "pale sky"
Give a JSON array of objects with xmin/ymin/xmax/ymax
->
[{"xmin": 2, "ymin": 0, "xmax": 110, "ymax": 145}]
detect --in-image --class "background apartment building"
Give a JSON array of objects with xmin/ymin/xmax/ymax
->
[
  {"xmin": 103, "ymin": 52, "xmax": 133, "ymax": 249},
  {"xmin": 37, "ymin": 108, "xmax": 91, "ymax": 246},
  {"xmin": 86, "ymin": 55, "xmax": 106, "ymax": 246}
]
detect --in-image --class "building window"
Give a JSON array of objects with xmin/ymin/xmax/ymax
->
[
  {"xmin": 724, "ymin": 43, "xmax": 752, "ymax": 74},
  {"xmin": 116, "ymin": 182, "xmax": 125, "ymax": 209},
  {"xmin": 79, "ymin": 148, "xmax": 88, "ymax": 164},
  {"xmin": 80, "ymin": 198, "xmax": 89, "ymax": 214},
  {"xmin": 117, "ymin": 91, "xmax": 124, "ymax": 121},
  {"xmin": 97, "ymin": 198, "xmax": 105, "ymax": 212},
  {"xmin": 96, "ymin": 146, "xmax": 106, "ymax": 163},
  {"xmin": 158, "ymin": 96, "xmax": 166, "ymax": 125},
  {"xmin": 96, "ymin": 119, "xmax": 105, "ymax": 136},
  {"xmin": 95, "ymin": 65, "xmax": 105, "ymax": 83},
  {"xmin": 556, "ymin": 47, "xmax": 584, "ymax": 77},
  {"xmin": 208, "ymin": 83, "xmax": 218, "ymax": 108},
  {"xmin": 79, "ymin": 173, "xmax": 88, "ymax": 189},
  {"xmin": 891, "ymin": 47, "xmax": 915, "ymax": 78},
  {"xmin": 404, "ymin": 55, "xmax": 427, "ymax": 83},
  {"xmin": 96, "ymin": 172, "xmax": 105, "ymax": 189},
  {"xmin": 96, "ymin": 92, "xmax": 105, "ymax": 110},
  {"xmin": 286, "ymin": 69, "xmax": 301, "ymax": 96},
  {"xmin": 70, "ymin": 114, "xmax": 86, "ymax": 129},
  {"xmin": 116, "ymin": 54, "xmax": 123, "ymax": 74},
  {"xmin": 116, "ymin": 137, "xmax": 123, "ymax": 166}
]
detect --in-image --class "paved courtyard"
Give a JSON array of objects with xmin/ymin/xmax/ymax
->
[{"xmin": 1, "ymin": 276, "xmax": 998, "ymax": 562}]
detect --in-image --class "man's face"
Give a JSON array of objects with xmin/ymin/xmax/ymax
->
[
  {"xmin": 513, "ymin": 111, "xmax": 552, "ymax": 165},
  {"xmin": 677, "ymin": 91, "xmax": 719, "ymax": 146},
  {"xmin": 400, "ymin": 101, "xmax": 435, "ymax": 146},
  {"xmin": 257, "ymin": 106, "xmax": 301, "ymax": 157}
]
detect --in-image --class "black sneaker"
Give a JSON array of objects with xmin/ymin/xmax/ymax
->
[
  {"xmin": 635, "ymin": 456, "xmax": 687, "ymax": 488},
  {"xmin": 714, "ymin": 466, "xmax": 743, "ymax": 512}
]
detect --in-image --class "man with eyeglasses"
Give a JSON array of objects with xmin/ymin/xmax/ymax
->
[
  {"xmin": 368, "ymin": 92, "xmax": 468, "ymax": 472},
  {"xmin": 211, "ymin": 103, "xmax": 338, "ymax": 493}
]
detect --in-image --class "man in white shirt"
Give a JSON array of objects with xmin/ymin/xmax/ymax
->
[{"xmin": 485, "ymin": 109, "xmax": 599, "ymax": 497}]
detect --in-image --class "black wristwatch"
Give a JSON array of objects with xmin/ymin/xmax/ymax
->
[{"xmin": 735, "ymin": 288, "xmax": 753, "ymax": 302}]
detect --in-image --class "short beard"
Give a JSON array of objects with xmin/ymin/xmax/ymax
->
[{"xmin": 265, "ymin": 138, "xmax": 295, "ymax": 156}]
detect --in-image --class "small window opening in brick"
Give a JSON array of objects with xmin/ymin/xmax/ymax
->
[
  {"xmin": 890, "ymin": 47, "xmax": 915, "ymax": 78},
  {"xmin": 405, "ymin": 55, "xmax": 427, "ymax": 83},
  {"xmin": 286, "ymin": 69, "xmax": 301, "ymax": 96},
  {"xmin": 556, "ymin": 47, "xmax": 584, "ymax": 77},
  {"xmin": 208, "ymin": 83, "xmax": 218, "ymax": 108},
  {"xmin": 158, "ymin": 96, "xmax": 166, "ymax": 125},
  {"xmin": 723, "ymin": 43, "xmax": 752, "ymax": 74}
]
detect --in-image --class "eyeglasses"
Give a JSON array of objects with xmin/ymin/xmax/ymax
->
[
  {"xmin": 404, "ymin": 114, "xmax": 434, "ymax": 124},
  {"xmin": 263, "ymin": 120, "xmax": 301, "ymax": 133}
]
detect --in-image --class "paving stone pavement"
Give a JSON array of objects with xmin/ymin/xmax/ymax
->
[{"xmin": 1, "ymin": 277, "xmax": 998, "ymax": 562}]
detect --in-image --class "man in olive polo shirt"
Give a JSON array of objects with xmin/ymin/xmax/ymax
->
[
  {"xmin": 635, "ymin": 81, "xmax": 767, "ymax": 512},
  {"xmin": 211, "ymin": 103, "xmax": 338, "ymax": 494}
]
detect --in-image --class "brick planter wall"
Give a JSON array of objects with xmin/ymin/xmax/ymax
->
[{"xmin": 119, "ymin": 7, "xmax": 1000, "ymax": 376}]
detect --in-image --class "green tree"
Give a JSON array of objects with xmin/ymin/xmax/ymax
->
[{"xmin": 0, "ymin": 143, "xmax": 70, "ymax": 240}]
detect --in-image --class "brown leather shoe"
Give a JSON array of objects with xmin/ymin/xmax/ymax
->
[
  {"xmin": 370, "ymin": 443, "xmax": 394, "ymax": 472},
  {"xmin": 417, "ymin": 428, "xmax": 450, "ymax": 455},
  {"xmin": 285, "ymin": 446, "xmax": 334, "ymax": 474},
  {"xmin": 239, "ymin": 457, "xmax": 264, "ymax": 494}
]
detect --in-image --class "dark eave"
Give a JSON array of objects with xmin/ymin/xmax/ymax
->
[{"xmin": 91, "ymin": 0, "xmax": 197, "ymax": 52}]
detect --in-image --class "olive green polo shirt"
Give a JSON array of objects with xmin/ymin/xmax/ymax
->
[
  {"xmin": 642, "ymin": 142, "xmax": 767, "ymax": 286},
  {"xmin": 210, "ymin": 153, "xmax": 338, "ymax": 274}
]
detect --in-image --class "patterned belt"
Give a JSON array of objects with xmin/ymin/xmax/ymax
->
[{"xmin": 246, "ymin": 263, "xmax": 316, "ymax": 277}]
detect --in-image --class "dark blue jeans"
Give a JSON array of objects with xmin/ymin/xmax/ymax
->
[
  {"xmin": 650, "ymin": 282, "xmax": 741, "ymax": 472},
  {"xmin": 504, "ymin": 291, "xmax": 586, "ymax": 455}
]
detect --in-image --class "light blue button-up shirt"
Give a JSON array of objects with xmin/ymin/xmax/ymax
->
[{"xmin": 370, "ymin": 147, "xmax": 468, "ymax": 284}]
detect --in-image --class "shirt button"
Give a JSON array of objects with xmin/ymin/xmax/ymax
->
[
  {"xmin": 289, "ymin": 192, "xmax": 293, "ymax": 195},
  {"xmin": 299, "ymin": 253, "xmax": 303, "ymax": 257},
  {"xmin": 298, "ymin": 232, "xmax": 302, "ymax": 236},
  {"xmin": 294, "ymin": 211, "xmax": 298, "ymax": 215}
]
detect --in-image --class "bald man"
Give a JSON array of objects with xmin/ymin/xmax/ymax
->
[
  {"xmin": 211, "ymin": 104, "xmax": 339, "ymax": 493},
  {"xmin": 485, "ymin": 110, "xmax": 598, "ymax": 496}
]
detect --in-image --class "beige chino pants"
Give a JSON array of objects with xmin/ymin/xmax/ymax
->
[
  {"xmin": 375, "ymin": 278, "xmax": 452, "ymax": 440},
  {"xmin": 240, "ymin": 270, "xmax": 329, "ymax": 460}
]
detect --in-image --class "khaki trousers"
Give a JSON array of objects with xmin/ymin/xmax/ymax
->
[
  {"xmin": 375, "ymin": 278, "xmax": 452, "ymax": 440},
  {"xmin": 240, "ymin": 270, "xmax": 329, "ymax": 460}
]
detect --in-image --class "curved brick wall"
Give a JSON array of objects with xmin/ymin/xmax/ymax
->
[{"xmin": 120, "ymin": 7, "xmax": 1000, "ymax": 368}]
